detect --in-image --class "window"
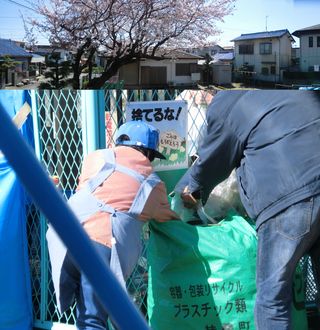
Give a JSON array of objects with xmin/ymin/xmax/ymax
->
[
  {"xmin": 317, "ymin": 36, "xmax": 320, "ymax": 47},
  {"xmin": 270, "ymin": 66, "xmax": 276, "ymax": 74},
  {"xmin": 176, "ymin": 63, "xmax": 191, "ymax": 76},
  {"xmin": 261, "ymin": 67, "xmax": 269, "ymax": 75},
  {"xmin": 141, "ymin": 66, "xmax": 167, "ymax": 84},
  {"xmin": 260, "ymin": 43, "xmax": 272, "ymax": 54},
  {"xmin": 309, "ymin": 36, "xmax": 313, "ymax": 48},
  {"xmin": 239, "ymin": 44, "xmax": 254, "ymax": 54}
]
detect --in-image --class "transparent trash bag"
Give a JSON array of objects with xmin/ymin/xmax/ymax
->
[
  {"xmin": 203, "ymin": 170, "xmax": 247, "ymax": 220},
  {"xmin": 169, "ymin": 192, "xmax": 216, "ymax": 225}
]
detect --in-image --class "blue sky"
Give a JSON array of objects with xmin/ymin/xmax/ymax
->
[
  {"xmin": 0, "ymin": 0, "xmax": 319, "ymax": 47},
  {"xmin": 215, "ymin": 0, "xmax": 320, "ymax": 47}
]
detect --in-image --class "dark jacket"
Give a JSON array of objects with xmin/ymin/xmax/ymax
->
[{"xmin": 183, "ymin": 90, "xmax": 320, "ymax": 228}]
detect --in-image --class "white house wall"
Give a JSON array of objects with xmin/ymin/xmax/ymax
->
[
  {"xmin": 212, "ymin": 64, "xmax": 232, "ymax": 85},
  {"xmin": 299, "ymin": 34, "xmax": 320, "ymax": 72},
  {"xmin": 234, "ymin": 36, "xmax": 292, "ymax": 82},
  {"xmin": 279, "ymin": 37, "xmax": 292, "ymax": 68}
]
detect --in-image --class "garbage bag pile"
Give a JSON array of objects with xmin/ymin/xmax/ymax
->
[
  {"xmin": 148, "ymin": 215, "xmax": 258, "ymax": 330},
  {"xmin": 148, "ymin": 171, "xmax": 307, "ymax": 330},
  {"xmin": 171, "ymin": 170, "xmax": 246, "ymax": 225}
]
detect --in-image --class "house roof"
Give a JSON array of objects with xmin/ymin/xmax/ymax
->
[
  {"xmin": 157, "ymin": 49, "xmax": 203, "ymax": 60},
  {"xmin": 292, "ymin": 24, "xmax": 320, "ymax": 37},
  {"xmin": 231, "ymin": 29, "xmax": 294, "ymax": 42},
  {"xmin": 212, "ymin": 52, "xmax": 234, "ymax": 62},
  {"xmin": 222, "ymin": 46, "xmax": 234, "ymax": 51},
  {"xmin": 31, "ymin": 53, "xmax": 46, "ymax": 63},
  {"xmin": 0, "ymin": 38, "xmax": 32, "ymax": 58},
  {"xmin": 33, "ymin": 44, "xmax": 73, "ymax": 56}
]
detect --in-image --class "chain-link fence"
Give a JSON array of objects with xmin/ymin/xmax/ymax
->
[
  {"xmin": 28, "ymin": 90, "xmax": 83, "ymax": 329},
  {"xmin": 27, "ymin": 88, "xmax": 214, "ymax": 329}
]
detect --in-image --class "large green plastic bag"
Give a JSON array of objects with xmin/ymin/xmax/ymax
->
[
  {"xmin": 147, "ymin": 214, "xmax": 308, "ymax": 330},
  {"xmin": 148, "ymin": 214, "xmax": 257, "ymax": 330}
]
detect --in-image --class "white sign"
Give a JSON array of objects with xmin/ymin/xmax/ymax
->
[{"xmin": 126, "ymin": 100, "xmax": 188, "ymax": 171}]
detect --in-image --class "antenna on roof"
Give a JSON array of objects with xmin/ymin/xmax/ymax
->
[{"xmin": 265, "ymin": 16, "xmax": 269, "ymax": 31}]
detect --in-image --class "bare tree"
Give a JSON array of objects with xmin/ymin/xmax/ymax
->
[
  {"xmin": 30, "ymin": 0, "xmax": 235, "ymax": 89},
  {"xmin": 22, "ymin": 14, "xmax": 38, "ymax": 51}
]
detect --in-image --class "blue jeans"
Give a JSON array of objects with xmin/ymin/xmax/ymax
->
[
  {"xmin": 63, "ymin": 241, "xmax": 112, "ymax": 330},
  {"xmin": 255, "ymin": 194, "xmax": 320, "ymax": 330}
]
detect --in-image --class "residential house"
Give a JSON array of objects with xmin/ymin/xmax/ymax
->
[
  {"xmin": 197, "ymin": 51, "xmax": 234, "ymax": 86},
  {"xmin": 6, "ymin": 40, "xmax": 45, "ymax": 77},
  {"xmin": 0, "ymin": 38, "xmax": 32, "ymax": 87},
  {"xmin": 292, "ymin": 24, "xmax": 320, "ymax": 72},
  {"xmin": 291, "ymin": 47, "xmax": 300, "ymax": 69},
  {"xmin": 29, "ymin": 53, "xmax": 46, "ymax": 76},
  {"xmin": 188, "ymin": 44, "xmax": 225, "ymax": 58},
  {"xmin": 114, "ymin": 51, "xmax": 203, "ymax": 88},
  {"xmin": 231, "ymin": 29, "xmax": 294, "ymax": 83},
  {"xmin": 210, "ymin": 49, "xmax": 234, "ymax": 85},
  {"xmin": 186, "ymin": 44, "xmax": 234, "ymax": 64},
  {"xmin": 190, "ymin": 45, "xmax": 234, "ymax": 85},
  {"xmin": 211, "ymin": 51, "xmax": 234, "ymax": 65},
  {"xmin": 33, "ymin": 45, "xmax": 73, "ymax": 63}
]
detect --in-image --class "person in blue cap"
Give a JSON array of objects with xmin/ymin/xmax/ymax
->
[
  {"xmin": 178, "ymin": 90, "xmax": 320, "ymax": 330},
  {"xmin": 47, "ymin": 120, "xmax": 179, "ymax": 330}
]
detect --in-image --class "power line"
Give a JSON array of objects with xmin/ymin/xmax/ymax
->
[
  {"xmin": 2, "ymin": 0, "xmax": 35, "ymax": 11},
  {"xmin": 0, "ymin": 15, "xmax": 38, "ymax": 18}
]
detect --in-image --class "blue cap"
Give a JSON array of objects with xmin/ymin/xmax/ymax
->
[{"xmin": 115, "ymin": 120, "xmax": 166, "ymax": 159}]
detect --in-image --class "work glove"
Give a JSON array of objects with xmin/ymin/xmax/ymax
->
[{"xmin": 180, "ymin": 186, "xmax": 200, "ymax": 209}]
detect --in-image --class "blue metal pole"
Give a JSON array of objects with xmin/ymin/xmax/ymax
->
[
  {"xmin": 81, "ymin": 90, "xmax": 106, "ymax": 156},
  {"xmin": 30, "ymin": 91, "xmax": 42, "ymax": 160},
  {"xmin": 0, "ymin": 108, "xmax": 150, "ymax": 330}
]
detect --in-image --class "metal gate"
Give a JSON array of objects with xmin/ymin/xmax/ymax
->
[{"xmin": 27, "ymin": 88, "xmax": 212, "ymax": 329}]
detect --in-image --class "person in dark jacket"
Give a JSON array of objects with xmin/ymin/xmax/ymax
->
[{"xmin": 178, "ymin": 90, "xmax": 320, "ymax": 329}]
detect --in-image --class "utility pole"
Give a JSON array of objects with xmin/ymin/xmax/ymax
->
[{"xmin": 265, "ymin": 16, "xmax": 269, "ymax": 31}]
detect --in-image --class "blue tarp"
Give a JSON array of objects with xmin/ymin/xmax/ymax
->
[{"xmin": 0, "ymin": 90, "xmax": 33, "ymax": 330}]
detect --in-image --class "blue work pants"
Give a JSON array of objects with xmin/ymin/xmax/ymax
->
[
  {"xmin": 255, "ymin": 194, "xmax": 320, "ymax": 329},
  {"xmin": 63, "ymin": 241, "xmax": 112, "ymax": 330}
]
